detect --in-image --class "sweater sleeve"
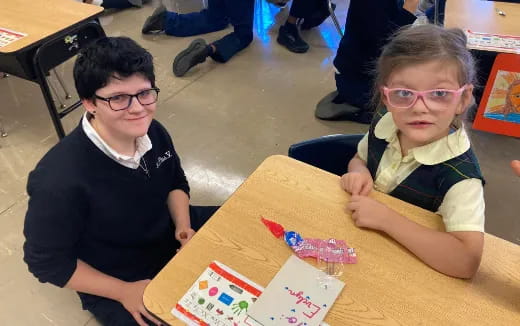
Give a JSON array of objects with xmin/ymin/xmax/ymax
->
[
  {"xmin": 391, "ymin": 6, "xmax": 418, "ymax": 26},
  {"xmin": 23, "ymin": 169, "xmax": 86, "ymax": 288},
  {"xmin": 151, "ymin": 120, "xmax": 191, "ymax": 196},
  {"xmin": 169, "ymin": 148, "xmax": 190, "ymax": 196}
]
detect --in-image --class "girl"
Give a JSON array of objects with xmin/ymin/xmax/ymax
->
[{"xmin": 342, "ymin": 24, "xmax": 485, "ymax": 279}]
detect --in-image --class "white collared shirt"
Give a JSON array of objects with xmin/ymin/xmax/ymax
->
[
  {"xmin": 357, "ymin": 112, "xmax": 485, "ymax": 232},
  {"xmin": 82, "ymin": 113, "xmax": 152, "ymax": 169}
]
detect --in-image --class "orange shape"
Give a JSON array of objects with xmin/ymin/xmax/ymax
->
[{"xmin": 199, "ymin": 280, "xmax": 208, "ymax": 290}]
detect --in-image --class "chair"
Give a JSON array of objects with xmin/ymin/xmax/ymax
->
[
  {"xmin": 327, "ymin": 0, "xmax": 343, "ymax": 37},
  {"xmin": 0, "ymin": 73, "xmax": 7, "ymax": 137},
  {"xmin": 32, "ymin": 20, "xmax": 105, "ymax": 138},
  {"xmin": 288, "ymin": 134, "xmax": 363, "ymax": 176},
  {"xmin": 0, "ymin": 118, "xmax": 6, "ymax": 138}
]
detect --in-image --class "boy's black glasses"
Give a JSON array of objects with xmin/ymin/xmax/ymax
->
[{"xmin": 94, "ymin": 88, "xmax": 160, "ymax": 111}]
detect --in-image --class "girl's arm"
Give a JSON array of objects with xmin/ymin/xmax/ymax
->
[
  {"xmin": 348, "ymin": 187, "xmax": 484, "ymax": 278},
  {"xmin": 348, "ymin": 154, "xmax": 371, "ymax": 174},
  {"xmin": 382, "ymin": 208, "xmax": 483, "ymax": 278}
]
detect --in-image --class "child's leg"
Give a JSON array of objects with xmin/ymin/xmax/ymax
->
[
  {"xmin": 102, "ymin": 0, "xmax": 135, "ymax": 9},
  {"xmin": 208, "ymin": 0, "xmax": 254, "ymax": 63},
  {"xmin": 277, "ymin": 0, "xmax": 314, "ymax": 53},
  {"xmin": 88, "ymin": 297, "xmax": 157, "ymax": 326},
  {"xmin": 164, "ymin": 0, "xmax": 229, "ymax": 37}
]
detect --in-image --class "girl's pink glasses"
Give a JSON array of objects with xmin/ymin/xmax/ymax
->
[{"xmin": 382, "ymin": 85, "xmax": 468, "ymax": 111}]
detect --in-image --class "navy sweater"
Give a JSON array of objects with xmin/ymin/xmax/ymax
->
[{"xmin": 23, "ymin": 120, "xmax": 189, "ymax": 308}]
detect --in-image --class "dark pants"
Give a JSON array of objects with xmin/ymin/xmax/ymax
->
[
  {"xmin": 87, "ymin": 205, "xmax": 219, "ymax": 326},
  {"xmin": 334, "ymin": 72, "xmax": 372, "ymax": 110},
  {"xmin": 164, "ymin": 0, "xmax": 254, "ymax": 63},
  {"xmin": 425, "ymin": 0, "xmax": 446, "ymax": 24},
  {"xmin": 102, "ymin": 0, "xmax": 134, "ymax": 9},
  {"xmin": 333, "ymin": 0, "xmax": 416, "ymax": 110},
  {"xmin": 289, "ymin": 0, "xmax": 327, "ymax": 18}
]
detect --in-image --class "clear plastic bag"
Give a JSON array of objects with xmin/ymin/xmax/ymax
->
[{"xmin": 316, "ymin": 239, "xmax": 345, "ymax": 289}]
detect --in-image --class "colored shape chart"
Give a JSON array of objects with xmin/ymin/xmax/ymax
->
[{"xmin": 0, "ymin": 27, "xmax": 27, "ymax": 48}]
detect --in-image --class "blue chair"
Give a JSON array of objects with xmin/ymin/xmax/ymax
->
[{"xmin": 288, "ymin": 134, "xmax": 363, "ymax": 176}]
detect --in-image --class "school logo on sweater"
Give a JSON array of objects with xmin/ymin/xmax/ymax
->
[{"xmin": 156, "ymin": 151, "xmax": 172, "ymax": 168}]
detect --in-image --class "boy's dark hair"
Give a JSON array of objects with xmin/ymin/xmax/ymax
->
[{"xmin": 73, "ymin": 37, "xmax": 155, "ymax": 100}]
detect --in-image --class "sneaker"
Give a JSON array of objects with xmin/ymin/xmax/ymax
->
[
  {"xmin": 301, "ymin": 3, "xmax": 336, "ymax": 30},
  {"xmin": 172, "ymin": 39, "xmax": 210, "ymax": 77},
  {"xmin": 277, "ymin": 24, "xmax": 309, "ymax": 54},
  {"xmin": 142, "ymin": 5, "xmax": 167, "ymax": 34}
]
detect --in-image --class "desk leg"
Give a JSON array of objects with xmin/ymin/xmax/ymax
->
[
  {"xmin": 35, "ymin": 75, "xmax": 66, "ymax": 139},
  {"xmin": 0, "ymin": 118, "xmax": 6, "ymax": 137},
  {"xmin": 52, "ymin": 68, "xmax": 72, "ymax": 100},
  {"xmin": 0, "ymin": 74, "xmax": 8, "ymax": 137},
  {"xmin": 328, "ymin": 1, "xmax": 343, "ymax": 37}
]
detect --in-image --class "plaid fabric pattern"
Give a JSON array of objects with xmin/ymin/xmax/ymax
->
[{"xmin": 366, "ymin": 107, "xmax": 484, "ymax": 212}]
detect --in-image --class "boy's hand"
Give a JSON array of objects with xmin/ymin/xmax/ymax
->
[
  {"xmin": 175, "ymin": 227, "xmax": 196, "ymax": 248},
  {"xmin": 346, "ymin": 195, "xmax": 393, "ymax": 231},
  {"xmin": 118, "ymin": 280, "xmax": 162, "ymax": 326},
  {"xmin": 511, "ymin": 160, "xmax": 520, "ymax": 176},
  {"xmin": 341, "ymin": 172, "xmax": 373, "ymax": 196}
]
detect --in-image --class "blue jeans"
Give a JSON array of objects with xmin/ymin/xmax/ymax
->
[{"xmin": 165, "ymin": 0, "xmax": 254, "ymax": 63}]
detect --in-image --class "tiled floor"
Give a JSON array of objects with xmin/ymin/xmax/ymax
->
[{"xmin": 0, "ymin": 1, "xmax": 518, "ymax": 325}]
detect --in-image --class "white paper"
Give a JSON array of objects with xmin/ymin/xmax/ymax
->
[{"xmin": 247, "ymin": 255, "xmax": 344, "ymax": 326}]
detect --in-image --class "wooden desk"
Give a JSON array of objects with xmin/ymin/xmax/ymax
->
[
  {"xmin": 0, "ymin": 0, "xmax": 104, "ymax": 138},
  {"xmin": 0, "ymin": 0, "xmax": 102, "ymax": 53},
  {"xmin": 445, "ymin": 0, "xmax": 520, "ymax": 36},
  {"xmin": 144, "ymin": 155, "xmax": 520, "ymax": 325}
]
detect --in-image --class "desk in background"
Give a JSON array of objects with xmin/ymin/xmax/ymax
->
[
  {"xmin": 0, "ymin": 0, "xmax": 104, "ymax": 139},
  {"xmin": 144, "ymin": 155, "xmax": 520, "ymax": 325},
  {"xmin": 445, "ymin": 0, "xmax": 520, "ymax": 37}
]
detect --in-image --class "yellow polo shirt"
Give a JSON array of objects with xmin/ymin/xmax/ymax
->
[{"xmin": 357, "ymin": 113, "xmax": 485, "ymax": 232}]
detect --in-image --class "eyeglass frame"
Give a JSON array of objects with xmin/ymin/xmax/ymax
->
[
  {"xmin": 94, "ymin": 87, "xmax": 161, "ymax": 111},
  {"xmin": 382, "ymin": 85, "xmax": 468, "ymax": 110}
]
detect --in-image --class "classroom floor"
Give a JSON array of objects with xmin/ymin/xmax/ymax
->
[{"xmin": 0, "ymin": 1, "xmax": 519, "ymax": 325}]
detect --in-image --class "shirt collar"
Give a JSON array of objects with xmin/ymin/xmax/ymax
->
[
  {"xmin": 374, "ymin": 112, "xmax": 470, "ymax": 165},
  {"xmin": 81, "ymin": 112, "xmax": 152, "ymax": 168}
]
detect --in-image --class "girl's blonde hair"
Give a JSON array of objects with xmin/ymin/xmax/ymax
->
[{"xmin": 372, "ymin": 24, "xmax": 477, "ymax": 129}]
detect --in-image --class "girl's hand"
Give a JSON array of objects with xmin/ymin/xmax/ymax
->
[
  {"xmin": 341, "ymin": 172, "xmax": 374, "ymax": 196},
  {"xmin": 118, "ymin": 280, "xmax": 162, "ymax": 326},
  {"xmin": 346, "ymin": 195, "xmax": 393, "ymax": 231}
]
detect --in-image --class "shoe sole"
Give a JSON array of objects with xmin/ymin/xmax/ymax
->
[
  {"xmin": 172, "ymin": 39, "xmax": 207, "ymax": 77},
  {"xmin": 276, "ymin": 36, "xmax": 309, "ymax": 53},
  {"xmin": 142, "ymin": 6, "xmax": 166, "ymax": 34}
]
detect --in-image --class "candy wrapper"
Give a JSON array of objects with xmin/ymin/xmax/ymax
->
[{"xmin": 261, "ymin": 217, "xmax": 357, "ymax": 264}]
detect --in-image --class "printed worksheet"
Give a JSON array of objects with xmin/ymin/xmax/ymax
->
[
  {"xmin": 0, "ymin": 27, "xmax": 27, "ymax": 48},
  {"xmin": 172, "ymin": 261, "xmax": 330, "ymax": 326}
]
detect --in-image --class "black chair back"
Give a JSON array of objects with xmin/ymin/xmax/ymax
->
[{"xmin": 288, "ymin": 134, "xmax": 364, "ymax": 176}]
